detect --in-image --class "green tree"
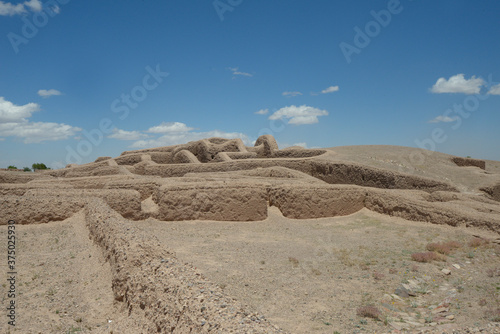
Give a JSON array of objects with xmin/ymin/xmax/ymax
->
[
  {"xmin": 32, "ymin": 163, "xmax": 48, "ymax": 170},
  {"xmin": 7, "ymin": 165, "xmax": 17, "ymax": 169},
  {"xmin": 23, "ymin": 167, "xmax": 31, "ymax": 172}
]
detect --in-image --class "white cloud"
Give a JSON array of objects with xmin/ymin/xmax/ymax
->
[
  {"xmin": 0, "ymin": 0, "xmax": 42, "ymax": 16},
  {"xmin": 268, "ymin": 105, "xmax": 328, "ymax": 125},
  {"xmin": 487, "ymin": 83, "xmax": 500, "ymax": 95},
  {"xmin": 227, "ymin": 67, "xmax": 253, "ymax": 77},
  {"xmin": 0, "ymin": 96, "xmax": 81, "ymax": 143},
  {"xmin": 108, "ymin": 128, "xmax": 149, "ymax": 140},
  {"xmin": 431, "ymin": 74, "xmax": 485, "ymax": 95},
  {"xmin": 0, "ymin": 121, "xmax": 81, "ymax": 143},
  {"xmin": 0, "ymin": 1, "xmax": 25, "ymax": 15},
  {"xmin": 255, "ymin": 108, "xmax": 269, "ymax": 115},
  {"xmin": 38, "ymin": 89, "xmax": 62, "ymax": 98},
  {"xmin": 428, "ymin": 115, "xmax": 459, "ymax": 123},
  {"xmin": 321, "ymin": 85, "xmax": 339, "ymax": 94},
  {"xmin": 24, "ymin": 0, "xmax": 42, "ymax": 12},
  {"xmin": 147, "ymin": 122, "xmax": 194, "ymax": 133},
  {"xmin": 0, "ymin": 96, "xmax": 40, "ymax": 122},
  {"xmin": 282, "ymin": 91, "xmax": 302, "ymax": 97},
  {"xmin": 131, "ymin": 129, "xmax": 252, "ymax": 148}
]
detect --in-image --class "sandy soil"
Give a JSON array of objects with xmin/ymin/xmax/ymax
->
[
  {"xmin": 137, "ymin": 207, "xmax": 500, "ymax": 333},
  {"xmin": 0, "ymin": 212, "xmax": 120, "ymax": 334}
]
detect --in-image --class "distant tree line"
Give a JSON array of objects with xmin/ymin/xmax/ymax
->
[{"xmin": 4, "ymin": 163, "xmax": 50, "ymax": 172}]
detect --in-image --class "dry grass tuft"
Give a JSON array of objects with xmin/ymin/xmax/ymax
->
[
  {"xmin": 357, "ymin": 305, "xmax": 381, "ymax": 319},
  {"xmin": 486, "ymin": 268, "xmax": 500, "ymax": 277},
  {"xmin": 288, "ymin": 257, "xmax": 299, "ymax": 268},
  {"xmin": 485, "ymin": 308, "xmax": 500, "ymax": 322},
  {"xmin": 372, "ymin": 271, "xmax": 384, "ymax": 280},
  {"xmin": 411, "ymin": 251, "xmax": 440, "ymax": 263},
  {"xmin": 311, "ymin": 268, "xmax": 322, "ymax": 276},
  {"xmin": 426, "ymin": 241, "xmax": 462, "ymax": 255},
  {"xmin": 468, "ymin": 237, "xmax": 489, "ymax": 248}
]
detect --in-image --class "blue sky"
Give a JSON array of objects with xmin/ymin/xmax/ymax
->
[{"xmin": 1, "ymin": 0, "xmax": 500, "ymax": 169}]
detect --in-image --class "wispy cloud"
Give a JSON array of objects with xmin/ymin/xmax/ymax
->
[
  {"xmin": 280, "ymin": 142, "xmax": 308, "ymax": 149},
  {"xmin": 428, "ymin": 115, "xmax": 459, "ymax": 123},
  {"xmin": 268, "ymin": 105, "xmax": 328, "ymax": 125},
  {"xmin": 255, "ymin": 108, "xmax": 269, "ymax": 115},
  {"xmin": 487, "ymin": 83, "xmax": 500, "ymax": 95},
  {"xmin": 38, "ymin": 89, "xmax": 62, "ymax": 98},
  {"xmin": 0, "ymin": 96, "xmax": 80, "ymax": 143},
  {"xmin": 147, "ymin": 121, "xmax": 194, "ymax": 133},
  {"xmin": 0, "ymin": 0, "xmax": 41, "ymax": 16},
  {"xmin": 227, "ymin": 67, "xmax": 253, "ymax": 78},
  {"xmin": 282, "ymin": 91, "xmax": 302, "ymax": 97},
  {"xmin": 321, "ymin": 85, "xmax": 339, "ymax": 94},
  {"xmin": 0, "ymin": 122, "xmax": 81, "ymax": 143},
  {"xmin": 108, "ymin": 128, "xmax": 149, "ymax": 140},
  {"xmin": 431, "ymin": 74, "xmax": 485, "ymax": 95}
]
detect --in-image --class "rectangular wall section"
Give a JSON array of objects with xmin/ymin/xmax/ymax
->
[
  {"xmin": 268, "ymin": 185, "xmax": 367, "ymax": 219},
  {"xmin": 153, "ymin": 184, "xmax": 268, "ymax": 221}
]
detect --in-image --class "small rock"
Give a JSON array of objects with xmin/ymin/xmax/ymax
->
[
  {"xmin": 395, "ymin": 286, "xmax": 410, "ymax": 298},
  {"xmin": 391, "ymin": 294, "xmax": 404, "ymax": 301},
  {"xmin": 446, "ymin": 315, "xmax": 455, "ymax": 320},
  {"xmin": 407, "ymin": 321, "xmax": 424, "ymax": 327},
  {"xmin": 390, "ymin": 322, "xmax": 408, "ymax": 330},
  {"xmin": 442, "ymin": 269, "xmax": 451, "ymax": 275},
  {"xmin": 430, "ymin": 322, "xmax": 437, "ymax": 326},
  {"xmin": 432, "ymin": 306, "xmax": 449, "ymax": 314},
  {"xmin": 452, "ymin": 264, "xmax": 461, "ymax": 269}
]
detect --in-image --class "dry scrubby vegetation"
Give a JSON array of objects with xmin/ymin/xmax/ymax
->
[
  {"xmin": 403, "ymin": 237, "xmax": 500, "ymax": 326},
  {"xmin": 411, "ymin": 251, "xmax": 442, "ymax": 263},
  {"xmin": 426, "ymin": 240, "xmax": 462, "ymax": 255},
  {"xmin": 356, "ymin": 305, "xmax": 381, "ymax": 320},
  {"xmin": 410, "ymin": 237, "xmax": 494, "ymax": 263}
]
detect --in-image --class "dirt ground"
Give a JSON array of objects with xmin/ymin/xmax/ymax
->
[
  {"xmin": 136, "ymin": 207, "xmax": 500, "ymax": 333},
  {"xmin": 1, "ymin": 208, "xmax": 498, "ymax": 333},
  {"xmin": 0, "ymin": 211, "xmax": 122, "ymax": 334}
]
